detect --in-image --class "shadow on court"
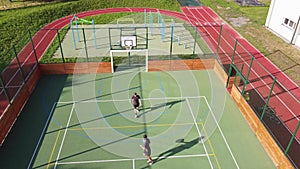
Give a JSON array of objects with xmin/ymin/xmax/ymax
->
[
  {"xmin": 155, "ymin": 137, "xmax": 201, "ymax": 162},
  {"xmin": 138, "ymin": 99, "xmax": 185, "ymax": 118},
  {"xmin": 34, "ymin": 131, "xmax": 145, "ymax": 169},
  {"xmin": 64, "ymin": 70, "xmax": 134, "ymax": 87},
  {"xmin": 46, "ymin": 108, "xmax": 133, "ymax": 134},
  {"xmin": 140, "ymin": 137, "xmax": 202, "ymax": 169}
]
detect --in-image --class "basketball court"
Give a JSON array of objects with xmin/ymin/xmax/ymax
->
[{"xmin": 0, "ymin": 69, "xmax": 276, "ymax": 169}]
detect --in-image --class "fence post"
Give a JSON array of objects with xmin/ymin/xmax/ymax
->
[
  {"xmin": 192, "ymin": 26, "xmax": 198, "ymax": 58},
  {"xmin": 56, "ymin": 29, "xmax": 65, "ymax": 63},
  {"xmin": 12, "ymin": 45, "xmax": 25, "ymax": 83},
  {"xmin": 246, "ymin": 55, "xmax": 254, "ymax": 81},
  {"xmin": 226, "ymin": 39, "xmax": 238, "ymax": 88},
  {"xmin": 108, "ymin": 28, "xmax": 112, "ymax": 50},
  {"xmin": 146, "ymin": 27, "xmax": 149, "ymax": 49},
  {"xmin": 169, "ymin": 25, "xmax": 174, "ymax": 59},
  {"xmin": 82, "ymin": 28, "xmax": 89, "ymax": 62},
  {"xmin": 240, "ymin": 64, "xmax": 246, "ymax": 95},
  {"xmin": 285, "ymin": 121, "xmax": 300, "ymax": 154},
  {"xmin": 0, "ymin": 76, "xmax": 11, "ymax": 104},
  {"xmin": 260, "ymin": 77, "xmax": 276, "ymax": 121},
  {"xmin": 231, "ymin": 39, "xmax": 238, "ymax": 63},
  {"xmin": 241, "ymin": 82, "xmax": 247, "ymax": 96},
  {"xmin": 240, "ymin": 64, "xmax": 244, "ymax": 74},
  {"xmin": 28, "ymin": 29, "xmax": 38, "ymax": 63},
  {"xmin": 226, "ymin": 64, "xmax": 233, "ymax": 88},
  {"xmin": 216, "ymin": 25, "xmax": 223, "ymax": 54}
]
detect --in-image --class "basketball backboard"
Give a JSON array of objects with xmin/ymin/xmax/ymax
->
[
  {"xmin": 109, "ymin": 27, "xmax": 148, "ymax": 50},
  {"xmin": 121, "ymin": 36, "xmax": 137, "ymax": 47}
]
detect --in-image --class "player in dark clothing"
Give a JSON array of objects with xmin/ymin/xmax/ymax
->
[{"xmin": 131, "ymin": 92, "xmax": 142, "ymax": 118}]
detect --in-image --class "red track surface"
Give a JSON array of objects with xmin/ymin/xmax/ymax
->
[{"xmin": 1, "ymin": 7, "xmax": 299, "ymax": 142}]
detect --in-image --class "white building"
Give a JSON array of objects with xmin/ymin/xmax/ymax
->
[{"xmin": 265, "ymin": 0, "xmax": 300, "ymax": 48}]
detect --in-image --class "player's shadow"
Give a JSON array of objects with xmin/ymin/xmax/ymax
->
[
  {"xmin": 138, "ymin": 99, "xmax": 185, "ymax": 117},
  {"xmin": 140, "ymin": 137, "xmax": 203, "ymax": 169},
  {"xmin": 155, "ymin": 137, "xmax": 202, "ymax": 163},
  {"xmin": 46, "ymin": 108, "xmax": 133, "ymax": 134}
]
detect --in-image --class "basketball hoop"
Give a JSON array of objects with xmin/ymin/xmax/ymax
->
[
  {"xmin": 120, "ymin": 36, "xmax": 136, "ymax": 51},
  {"xmin": 125, "ymin": 45, "xmax": 132, "ymax": 51}
]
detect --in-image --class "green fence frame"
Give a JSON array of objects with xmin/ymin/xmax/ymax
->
[{"xmin": 226, "ymin": 63, "xmax": 247, "ymax": 95}]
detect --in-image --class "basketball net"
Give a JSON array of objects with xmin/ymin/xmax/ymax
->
[{"xmin": 125, "ymin": 45, "xmax": 132, "ymax": 52}]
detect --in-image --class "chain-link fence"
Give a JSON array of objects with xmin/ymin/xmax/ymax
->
[
  {"xmin": 0, "ymin": 30, "xmax": 39, "ymax": 115},
  {"xmin": 217, "ymin": 27, "xmax": 300, "ymax": 168}
]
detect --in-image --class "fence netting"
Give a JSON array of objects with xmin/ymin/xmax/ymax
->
[{"xmin": 217, "ymin": 25, "xmax": 299, "ymax": 168}]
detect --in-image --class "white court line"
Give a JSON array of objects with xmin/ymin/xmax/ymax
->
[
  {"xmin": 186, "ymin": 98, "xmax": 213, "ymax": 169},
  {"xmin": 49, "ymin": 96, "xmax": 212, "ymax": 168},
  {"xmin": 27, "ymin": 103, "xmax": 57, "ymax": 169},
  {"xmin": 53, "ymin": 103, "xmax": 75, "ymax": 169},
  {"xmin": 56, "ymin": 96, "xmax": 206, "ymax": 104},
  {"xmin": 203, "ymin": 97, "xmax": 240, "ymax": 169},
  {"xmin": 57, "ymin": 154, "xmax": 207, "ymax": 165}
]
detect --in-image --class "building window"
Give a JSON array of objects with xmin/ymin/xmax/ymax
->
[
  {"xmin": 284, "ymin": 18, "xmax": 289, "ymax": 25},
  {"xmin": 283, "ymin": 18, "xmax": 296, "ymax": 29},
  {"xmin": 289, "ymin": 20, "xmax": 294, "ymax": 27}
]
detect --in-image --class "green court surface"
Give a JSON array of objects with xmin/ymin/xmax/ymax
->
[{"xmin": 0, "ymin": 69, "xmax": 276, "ymax": 169}]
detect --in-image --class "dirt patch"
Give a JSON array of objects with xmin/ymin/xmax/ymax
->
[
  {"xmin": 0, "ymin": 1, "xmax": 46, "ymax": 10},
  {"xmin": 234, "ymin": 0, "xmax": 265, "ymax": 6},
  {"xmin": 228, "ymin": 17, "xmax": 251, "ymax": 27}
]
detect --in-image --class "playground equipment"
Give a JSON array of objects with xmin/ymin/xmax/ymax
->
[
  {"xmin": 70, "ymin": 14, "xmax": 97, "ymax": 49},
  {"xmin": 145, "ymin": 10, "xmax": 188, "ymax": 49},
  {"xmin": 157, "ymin": 11, "xmax": 165, "ymax": 42}
]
